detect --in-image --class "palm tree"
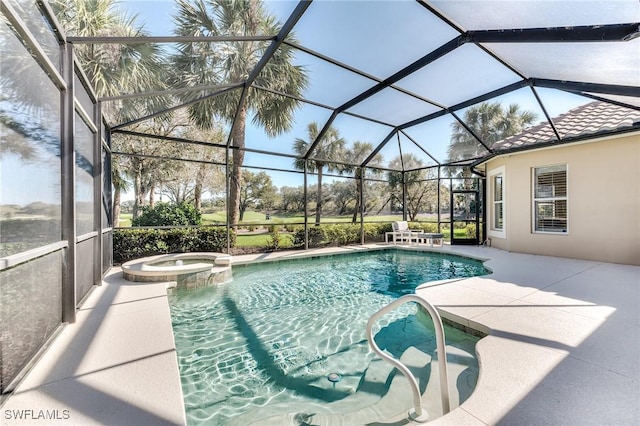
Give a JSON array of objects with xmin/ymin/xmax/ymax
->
[
  {"xmin": 51, "ymin": 0, "xmax": 171, "ymax": 123},
  {"xmin": 293, "ymin": 122, "xmax": 346, "ymax": 225},
  {"xmin": 448, "ymin": 101, "xmax": 537, "ymax": 164},
  {"xmin": 172, "ymin": 0, "xmax": 308, "ymax": 225},
  {"xmin": 51, "ymin": 0, "xmax": 171, "ymax": 222},
  {"xmin": 500, "ymin": 104, "xmax": 538, "ymax": 137}
]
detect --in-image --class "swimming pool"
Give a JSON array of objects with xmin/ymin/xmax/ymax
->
[{"xmin": 169, "ymin": 249, "xmax": 488, "ymax": 425}]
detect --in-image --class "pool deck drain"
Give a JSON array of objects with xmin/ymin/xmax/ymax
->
[{"xmin": 2, "ymin": 244, "xmax": 638, "ymax": 425}]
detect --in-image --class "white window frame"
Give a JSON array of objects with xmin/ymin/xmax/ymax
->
[
  {"xmin": 488, "ymin": 166, "xmax": 506, "ymax": 239},
  {"xmin": 532, "ymin": 164, "xmax": 568, "ymax": 235}
]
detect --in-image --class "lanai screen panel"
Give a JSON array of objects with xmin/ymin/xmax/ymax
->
[
  {"xmin": 96, "ymin": 0, "xmax": 639, "ymax": 167},
  {"xmin": 292, "ymin": 0, "xmax": 460, "ymax": 79},
  {"xmin": 486, "ymin": 41, "xmax": 639, "ymax": 87},
  {"xmin": 430, "ymin": 0, "xmax": 638, "ymax": 28},
  {"xmin": 394, "ymin": 43, "xmax": 523, "ymax": 108}
]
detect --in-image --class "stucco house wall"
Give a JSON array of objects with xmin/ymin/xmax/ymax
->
[{"xmin": 482, "ymin": 132, "xmax": 640, "ymax": 266}]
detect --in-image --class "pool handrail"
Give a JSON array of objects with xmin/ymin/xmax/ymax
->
[{"xmin": 366, "ymin": 294, "xmax": 450, "ymax": 423}]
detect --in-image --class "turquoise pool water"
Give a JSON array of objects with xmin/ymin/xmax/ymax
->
[{"xmin": 169, "ymin": 249, "xmax": 488, "ymax": 425}]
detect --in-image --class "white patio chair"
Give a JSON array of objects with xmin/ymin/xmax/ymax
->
[{"xmin": 388, "ymin": 221, "xmax": 422, "ymax": 245}]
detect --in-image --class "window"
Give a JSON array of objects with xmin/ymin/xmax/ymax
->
[
  {"xmin": 493, "ymin": 175, "xmax": 504, "ymax": 229},
  {"xmin": 533, "ymin": 165, "xmax": 567, "ymax": 233},
  {"xmin": 488, "ymin": 166, "xmax": 505, "ymax": 238}
]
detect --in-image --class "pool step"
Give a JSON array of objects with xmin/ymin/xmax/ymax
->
[
  {"xmin": 226, "ymin": 353, "xmax": 395, "ymax": 426},
  {"xmin": 246, "ymin": 346, "xmax": 433, "ymax": 426}
]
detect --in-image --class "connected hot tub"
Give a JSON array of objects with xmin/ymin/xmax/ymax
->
[{"xmin": 121, "ymin": 252, "xmax": 232, "ymax": 289}]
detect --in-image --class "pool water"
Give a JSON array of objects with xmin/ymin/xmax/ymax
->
[{"xmin": 169, "ymin": 249, "xmax": 488, "ymax": 425}]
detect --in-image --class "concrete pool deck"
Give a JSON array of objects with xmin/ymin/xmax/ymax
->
[{"xmin": 2, "ymin": 245, "xmax": 638, "ymax": 425}]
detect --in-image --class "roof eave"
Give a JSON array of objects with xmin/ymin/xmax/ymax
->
[{"xmin": 472, "ymin": 126, "xmax": 640, "ymax": 168}]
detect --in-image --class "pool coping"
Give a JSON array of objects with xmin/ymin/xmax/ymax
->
[{"xmin": 2, "ymin": 244, "xmax": 638, "ymax": 425}]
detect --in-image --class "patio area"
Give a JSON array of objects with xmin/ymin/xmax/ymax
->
[{"xmin": 2, "ymin": 245, "xmax": 637, "ymax": 425}]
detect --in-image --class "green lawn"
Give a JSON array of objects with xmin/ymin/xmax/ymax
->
[
  {"xmin": 117, "ymin": 211, "xmax": 405, "ymax": 228},
  {"xmin": 117, "ymin": 210, "xmax": 473, "ymax": 241},
  {"xmin": 236, "ymin": 233, "xmax": 294, "ymax": 248},
  {"xmin": 201, "ymin": 211, "xmax": 404, "ymax": 225}
]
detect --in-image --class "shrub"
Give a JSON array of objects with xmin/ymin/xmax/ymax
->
[
  {"xmin": 292, "ymin": 228, "xmax": 305, "ymax": 248},
  {"xmin": 323, "ymin": 224, "xmax": 360, "ymax": 246},
  {"xmin": 363, "ymin": 223, "xmax": 387, "ymax": 242},
  {"xmin": 113, "ymin": 228, "xmax": 165, "ymax": 263},
  {"xmin": 113, "ymin": 227, "xmax": 234, "ymax": 264},
  {"xmin": 198, "ymin": 227, "xmax": 236, "ymax": 251},
  {"xmin": 285, "ymin": 224, "xmax": 302, "ymax": 233},
  {"xmin": 418, "ymin": 222, "xmax": 439, "ymax": 233},
  {"xmin": 131, "ymin": 202, "xmax": 201, "ymax": 227},
  {"xmin": 266, "ymin": 229, "xmax": 281, "ymax": 251},
  {"xmin": 293, "ymin": 226, "xmax": 324, "ymax": 248},
  {"xmin": 408, "ymin": 221, "xmax": 422, "ymax": 231}
]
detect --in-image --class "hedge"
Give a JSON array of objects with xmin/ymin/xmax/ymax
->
[
  {"xmin": 131, "ymin": 202, "xmax": 201, "ymax": 226},
  {"xmin": 113, "ymin": 227, "xmax": 235, "ymax": 264},
  {"xmin": 291, "ymin": 222, "xmax": 393, "ymax": 248}
]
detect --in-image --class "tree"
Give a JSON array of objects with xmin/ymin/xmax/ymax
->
[
  {"xmin": 114, "ymin": 123, "xmax": 187, "ymax": 219},
  {"xmin": 329, "ymin": 181, "xmax": 355, "ymax": 216},
  {"xmin": 238, "ymin": 171, "xmax": 277, "ymax": 221},
  {"xmin": 387, "ymin": 154, "xmax": 437, "ymax": 221},
  {"xmin": 341, "ymin": 141, "xmax": 384, "ymax": 222},
  {"xmin": 170, "ymin": 125, "xmax": 227, "ymax": 210},
  {"xmin": 448, "ymin": 101, "xmax": 537, "ymax": 166},
  {"xmin": 279, "ymin": 186, "xmax": 305, "ymax": 212},
  {"xmin": 172, "ymin": 0, "xmax": 308, "ymax": 226},
  {"xmin": 111, "ymin": 159, "xmax": 130, "ymax": 227},
  {"xmin": 364, "ymin": 181, "xmax": 388, "ymax": 217},
  {"xmin": 293, "ymin": 122, "xmax": 346, "ymax": 225}
]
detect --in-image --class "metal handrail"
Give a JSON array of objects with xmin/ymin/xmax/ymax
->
[{"xmin": 366, "ymin": 294, "xmax": 450, "ymax": 423}]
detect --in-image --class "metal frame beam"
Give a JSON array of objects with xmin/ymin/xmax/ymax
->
[
  {"xmin": 360, "ymin": 129, "xmax": 398, "ymax": 167},
  {"xmin": 283, "ymin": 41, "xmax": 446, "ymax": 110},
  {"xmin": 61, "ymin": 42, "xmax": 76, "ymax": 324},
  {"xmin": 466, "ymin": 23, "xmax": 640, "ymax": 43},
  {"xmin": 532, "ymin": 79, "xmax": 640, "ymax": 97},
  {"xmin": 100, "ymin": 82, "xmax": 242, "ymax": 102},
  {"xmin": 400, "ymin": 80, "xmax": 529, "ymax": 130},
  {"xmin": 1, "ymin": 0, "xmax": 66, "ymax": 90},
  {"xmin": 530, "ymin": 86, "xmax": 562, "ymax": 141},
  {"xmin": 67, "ymin": 35, "xmax": 276, "ymax": 44},
  {"xmin": 305, "ymin": 36, "xmax": 464, "ymax": 160},
  {"xmin": 251, "ymin": 84, "xmax": 397, "ymax": 128},
  {"xmin": 225, "ymin": 1, "xmax": 311, "ymax": 149},
  {"xmin": 341, "ymin": 36, "xmax": 465, "ymax": 113},
  {"xmin": 573, "ymin": 92, "xmax": 640, "ymax": 112},
  {"xmin": 93, "ymin": 94, "xmax": 103, "ymax": 287},
  {"xmin": 112, "ymin": 84, "xmax": 243, "ymax": 130},
  {"xmin": 450, "ymin": 111, "xmax": 493, "ymax": 153},
  {"xmin": 111, "ymin": 151, "xmax": 226, "ymax": 167},
  {"xmin": 399, "ymin": 130, "xmax": 441, "ymax": 165}
]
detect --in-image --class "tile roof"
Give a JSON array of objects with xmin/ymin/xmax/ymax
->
[{"xmin": 492, "ymin": 101, "xmax": 640, "ymax": 152}]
